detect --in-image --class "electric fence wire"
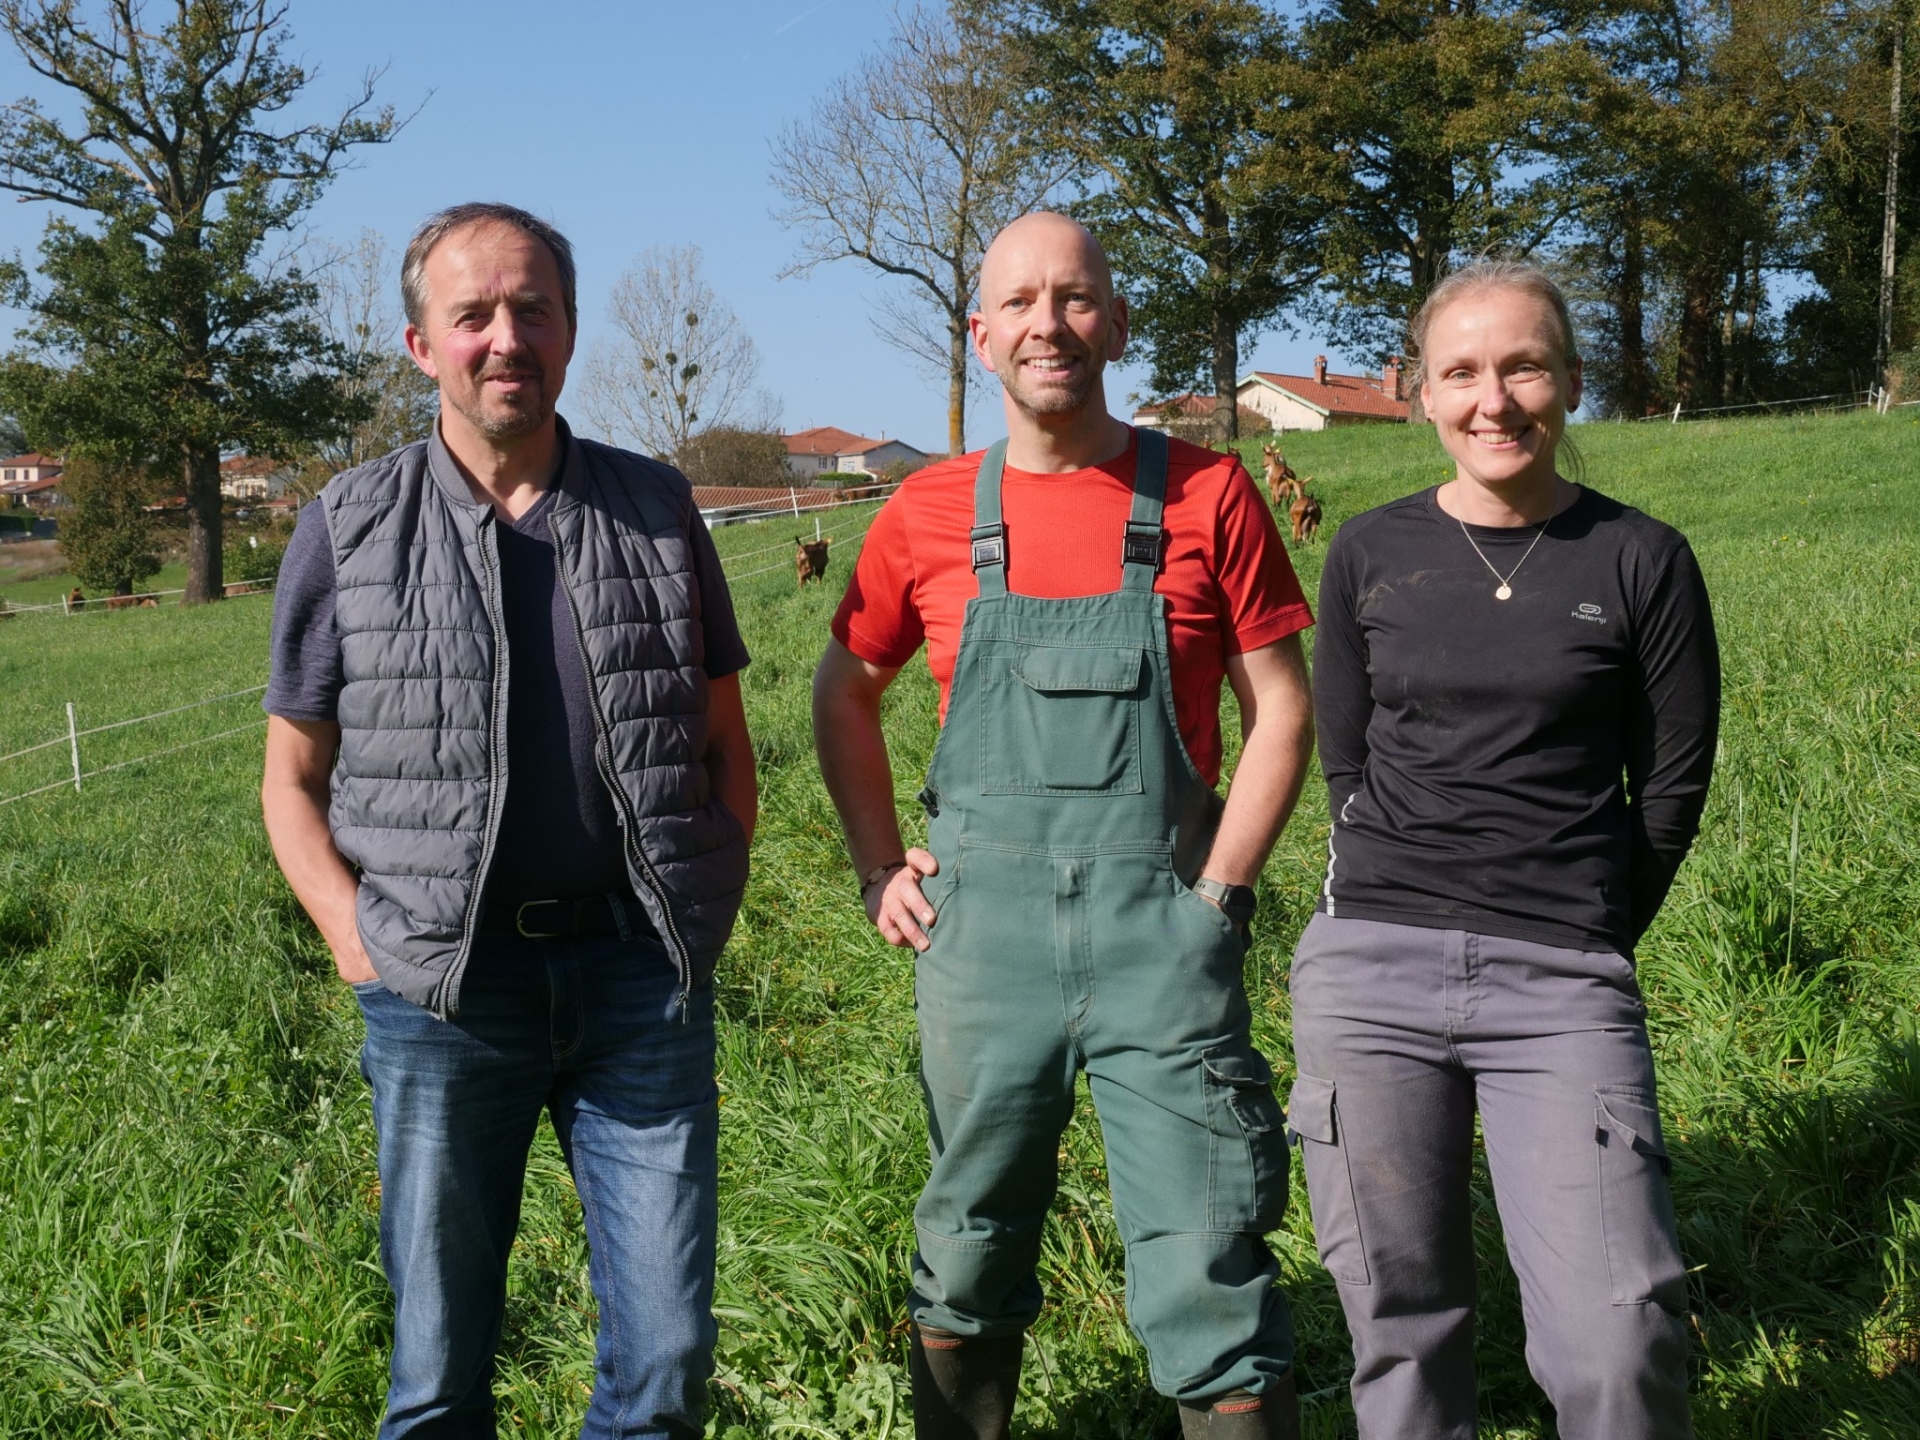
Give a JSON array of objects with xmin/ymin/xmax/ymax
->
[
  {"xmin": 714, "ymin": 496, "xmax": 890, "ymax": 566},
  {"xmin": 1, "ymin": 580, "xmax": 278, "ymax": 616},
  {"xmin": 0, "ymin": 684, "xmax": 269, "ymax": 766},
  {"xmin": 724, "ymin": 505, "xmax": 886, "ymax": 582},
  {"xmin": 0, "ymin": 720, "xmax": 266, "ymax": 808}
]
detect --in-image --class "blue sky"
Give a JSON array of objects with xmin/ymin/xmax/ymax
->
[{"xmin": 0, "ymin": 0, "xmax": 1336, "ymax": 455}]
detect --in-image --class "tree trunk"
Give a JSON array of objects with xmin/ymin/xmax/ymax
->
[
  {"xmin": 1877, "ymin": 1, "xmax": 1906, "ymax": 386},
  {"xmin": 947, "ymin": 304, "xmax": 968, "ymax": 457},
  {"xmin": 1210, "ymin": 307, "xmax": 1238, "ymax": 451},
  {"xmin": 1403, "ymin": 207, "xmax": 1452, "ymax": 426},
  {"xmin": 1615, "ymin": 190, "xmax": 1654, "ymax": 417},
  {"xmin": 182, "ymin": 441, "xmax": 223, "ymax": 603},
  {"xmin": 1206, "ymin": 198, "xmax": 1238, "ymax": 449},
  {"xmin": 1674, "ymin": 265, "xmax": 1719, "ymax": 409},
  {"xmin": 1724, "ymin": 240, "xmax": 1746, "ymax": 402}
]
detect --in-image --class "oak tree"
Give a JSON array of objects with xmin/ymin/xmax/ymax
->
[{"xmin": 0, "ymin": 0, "xmax": 400, "ymax": 601}]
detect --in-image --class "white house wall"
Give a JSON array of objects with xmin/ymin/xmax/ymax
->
[
  {"xmin": 785, "ymin": 453, "xmax": 839, "ymax": 478},
  {"xmin": 1235, "ymin": 383, "xmax": 1329, "ymax": 433}
]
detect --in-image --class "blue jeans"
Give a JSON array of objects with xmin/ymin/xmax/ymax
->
[{"xmin": 355, "ymin": 931, "xmax": 718, "ymax": 1439}]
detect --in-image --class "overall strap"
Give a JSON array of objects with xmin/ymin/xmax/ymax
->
[
  {"xmin": 971, "ymin": 440, "xmax": 1010, "ymax": 597},
  {"xmin": 1122, "ymin": 427, "xmax": 1169, "ymax": 593}
]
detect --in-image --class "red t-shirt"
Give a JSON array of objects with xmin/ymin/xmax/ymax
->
[{"xmin": 831, "ymin": 432, "xmax": 1314, "ymax": 786}]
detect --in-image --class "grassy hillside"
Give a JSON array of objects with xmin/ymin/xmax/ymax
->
[{"xmin": 0, "ymin": 411, "xmax": 1915, "ymax": 1437}]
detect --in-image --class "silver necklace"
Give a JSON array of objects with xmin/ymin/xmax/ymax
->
[{"xmin": 1458, "ymin": 515, "xmax": 1549, "ymax": 600}]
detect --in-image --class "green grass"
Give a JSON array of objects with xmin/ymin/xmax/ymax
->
[{"xmin": 0, "ymin": 413, "xmax": 1916, "ymax": 1436}]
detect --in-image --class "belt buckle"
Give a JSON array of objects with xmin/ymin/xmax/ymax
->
[{"xmin": 515, "ymin": 898, "xmax": 566, "ymax": 939}]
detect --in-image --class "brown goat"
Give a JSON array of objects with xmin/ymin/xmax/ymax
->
[
  {"xmin": 65, "ymin": 586, "xmax": 85, "ymax": 613},
  {"xmin": 1290, "ymin": 487, "xmax": 1323, "ymax": 545},
  {"xmin": 1261, "ymin": 443, "xmax": 1300, "ymax": 509},
  {"xmin": 795, "ymin": 535, "xmax": 830, "ymax": 587}
]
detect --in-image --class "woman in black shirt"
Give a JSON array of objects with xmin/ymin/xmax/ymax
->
[{"xmin": 1287, "ymin": 262, "xmax": 1716, "ymax": 1440}]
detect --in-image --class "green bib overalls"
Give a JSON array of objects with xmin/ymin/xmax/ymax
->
[{"xmin": 907, "ymin": 430, "xmax": 1296, "ymax": 1401}]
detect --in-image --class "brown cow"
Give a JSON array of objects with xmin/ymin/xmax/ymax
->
[
  {"xmin": 1260, "ymin": 443, "xmax": 1300, "ymax": 509},
  {"xmin": 1290, "ymin": 487, "xmax": 1323, "ymax": 545},
  {"xmin": 105, "ymin": 594, "xmax": 141, "ymax": 610},
  {"xmin": 795, "ymin": 535, "xmax": 830, "ymax": 586}
]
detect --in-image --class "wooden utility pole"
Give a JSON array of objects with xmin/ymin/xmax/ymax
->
[{"xmin": 1877, "ymin": 0, "xmax": 1908, "ymax": 387}]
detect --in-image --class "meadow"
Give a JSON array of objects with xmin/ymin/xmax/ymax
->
[{"xmin": 0, "ymin": 410, "xmax": 1916, "ymax": 1437}]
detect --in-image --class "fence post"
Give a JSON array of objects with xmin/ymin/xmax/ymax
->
[
  {"xmin": 1670, "ymin": 402, "xmax": 1683, "ymax": 424},
  {"xmin": 67, "ymin": 702, "xmax": 80, "ymax": 792},
  {"xmin": 789, "ymin": 487, "xmax": 800, "ymax": 519}
]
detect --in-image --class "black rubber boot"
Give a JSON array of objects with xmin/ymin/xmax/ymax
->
[
  {"xmin": 908, "ymin": 1323, "xmax": 1023, "ymax": 1439},
  {"xmin": 1175, "ymin": 1371, "xmax": 1301, "ymax": 1440}
]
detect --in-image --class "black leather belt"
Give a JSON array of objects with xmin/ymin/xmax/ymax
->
[{"xmin": 481, "ymin": 893, "xmax": 649, "ymax": 940}]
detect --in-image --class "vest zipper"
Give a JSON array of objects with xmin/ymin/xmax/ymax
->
[
  {"xmin": 549, "ymin": 510, "xmax": 697, "ymax": 1016},
  {"xmin": 446, "ymin": 510, "xmax": 513, "ymax": 1020}
]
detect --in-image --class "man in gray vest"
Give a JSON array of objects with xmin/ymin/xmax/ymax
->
[{"xmin": 261, "ymin": 202, "xmax": 755, "ymax": 1438}]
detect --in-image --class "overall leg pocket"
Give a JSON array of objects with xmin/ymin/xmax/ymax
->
[
  {"xmin": 1201, "ymin": 1043, "xmax": 1289, "ymax": 1233},
  {"xmin": 1286, "ymin": 1073, "xmax": 1371, "ymax": 1286},
  {"xmin": 1594, "ymin": 1087, "xmax": 1687, "ymax": 1311}
]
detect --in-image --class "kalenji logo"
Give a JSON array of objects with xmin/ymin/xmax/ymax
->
[{"xmin": 1574, "ymin": 602, "xmax": 1607, "ymax": 624}]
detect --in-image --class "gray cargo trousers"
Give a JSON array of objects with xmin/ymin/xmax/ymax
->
[{"xmin": 1287, "ymin": 914, "xmax": 1691, "ymax": 1440}]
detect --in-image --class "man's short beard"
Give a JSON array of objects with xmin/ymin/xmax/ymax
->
[
  {"xmin": 996, "ymin": 361, "xmax": 1097, "ymax": 420},
  {"xmin": 449, "ymin": 374, "xmax": 553, "ymax": 440},
  {"xmin": 463, "ymin": 399, "xmax": 552, "ymax": 440}
]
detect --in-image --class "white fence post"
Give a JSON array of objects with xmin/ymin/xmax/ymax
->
[
  {"xmin": 67, "ymin": 702, "xmax": 80, "ymax": 792},
  {"xmin": 1670, "ymin": 402, "xmax": 1683, "ymax": 424}
]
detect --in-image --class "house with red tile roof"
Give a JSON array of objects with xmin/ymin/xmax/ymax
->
[
  {"xmin": 783, "ymin": 425, "xmax": 928, "ymax": 480},
  {"xmin": 1234, "ymin": 356, "xmax": 1410, "ymax": 431},
  {"xmin": 0, "ymin": 454, "xmax": 64, "ymax": 509},
  {"xmin": 219, "ymin": 455, "xmax": 293, "ymax": 501}
]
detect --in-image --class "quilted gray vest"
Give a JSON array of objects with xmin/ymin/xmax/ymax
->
[{"xmin": 321, "ymin": 424, "xmax": 748, "ymax": 1017}]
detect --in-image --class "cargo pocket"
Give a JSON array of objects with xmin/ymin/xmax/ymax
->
[
  {"xmin": 982, "ymin": 646, "xmax": 1144, "ymax": 795},
  {"xmin": 1287, "ymin": 1073, "xmax": 1370, "ymax": 1285},
  {"xmin": 1594, "ymin": 1087, "xmax": 1687, "ymax": 1310},
  {"xmin": 1202, "ymin": 1044, "xmax": 1289, "ymax": 1233}
]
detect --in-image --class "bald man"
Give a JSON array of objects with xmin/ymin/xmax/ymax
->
[{"xmin": 813, "ymin": 213, "xmax": 1315, "ymax": 1438}]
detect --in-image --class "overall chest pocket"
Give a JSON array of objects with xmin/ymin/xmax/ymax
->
[{"xmin": 981, "ymin": 645, "xmax": 1145, "ymax": 796}]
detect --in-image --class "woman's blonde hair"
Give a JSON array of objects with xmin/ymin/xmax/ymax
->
[{"xmin": 1408, "ymin": 259, "xmax": 1585, "ymax": 479}]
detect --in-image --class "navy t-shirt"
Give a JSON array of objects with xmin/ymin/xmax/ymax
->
[{"xmin": 265, "ymin": 460, "xmax": 750, "ymax": 910}]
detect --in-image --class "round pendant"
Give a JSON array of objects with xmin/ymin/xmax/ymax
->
[{"xmin": 1495, "ymin": 584, "xmax": 1513, "ymax": 600}]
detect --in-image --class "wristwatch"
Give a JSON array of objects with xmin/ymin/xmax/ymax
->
[{"xmin": 1192, "ymin": 876, "xmax": 1258, "ymax": 930}]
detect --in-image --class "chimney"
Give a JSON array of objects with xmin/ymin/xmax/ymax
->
[
  {"xmin": 1383, "ymin": 356, "xmax": 1402, "ymax": 401},
  {"xmin": 1313, "ymin": 354, "xmax": 1328, "ymax": 386}
]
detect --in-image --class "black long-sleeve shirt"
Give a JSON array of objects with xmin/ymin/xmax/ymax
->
[{"xmin": 1313, "ymin": 486, "xmax": 1719, "ymax": 955}]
